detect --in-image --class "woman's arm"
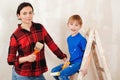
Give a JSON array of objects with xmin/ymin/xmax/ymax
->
[
  {"xmin": 19, "ymin": 54, "xmax": 36, "ymax": 64},
  {"xmin": 42, "ymin": 26, "xmax": 67, "ymax": 59}
]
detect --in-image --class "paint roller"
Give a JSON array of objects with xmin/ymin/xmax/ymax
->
[{"xmin": 33, "ymin": 42, "xmax": 43, "ymax": 55}]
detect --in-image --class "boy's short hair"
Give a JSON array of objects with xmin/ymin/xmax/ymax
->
[{"xmin": 67, "ymin": 14, "xmax": 83, "ymax": 25}]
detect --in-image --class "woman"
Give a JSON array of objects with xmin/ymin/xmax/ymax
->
[{"xmin": 7, "ymin": 2, "xmax": 67, "ymax": 80}]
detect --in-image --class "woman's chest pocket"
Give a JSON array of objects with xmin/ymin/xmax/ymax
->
[{"xmin": 18, "ymin": 36, "xmax": 32, "ymax": 53}]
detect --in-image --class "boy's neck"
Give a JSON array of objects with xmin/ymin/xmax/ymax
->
[{"xmin": 71, "ymin": 32, "xmax": 79, "ymax": 37}]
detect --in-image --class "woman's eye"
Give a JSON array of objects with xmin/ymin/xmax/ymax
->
[
  {"xmin": 29, "ymin": 11, "xmax": 33, "ymax": 14},
  {"xmin": 23, "ymin": 12, "xmax": 27, "ymax": 15}
]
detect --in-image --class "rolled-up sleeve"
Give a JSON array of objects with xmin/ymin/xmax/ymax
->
[{"xmin": 7, "ymin": 35, "xmax": 19, "ymax": 66}]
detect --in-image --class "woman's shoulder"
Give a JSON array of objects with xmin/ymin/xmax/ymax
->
[
  {"xmin": 10, "ymin": 27, "xmax": 21, "ymax": 39},
  {"xmin": 33, "ymin": 22, "xmax": 43, "ymax": 27},
  {"xmin": 33, "ymin": 22, "xmax": 45, "ymax": 30},
  {"xmin": 12, "ymin": 25, "xmax": 21, "ymax": 35}
]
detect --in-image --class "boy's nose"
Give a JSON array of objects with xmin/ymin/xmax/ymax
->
[{"xmin": 71, "ymin": 26, "xmax": 75, "ymax": 29}]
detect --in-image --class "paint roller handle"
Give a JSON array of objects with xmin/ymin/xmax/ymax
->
[
  {"xmin": 62, "ymin": 61, "xmax": 70, "ymax": 69},
  {"xmin": 33, "ymin": 42, "xmax": 43, "ymax": 55},
  {"xmin": 33, "ymin": 49, "xmax": 40, "ymax": 55}
]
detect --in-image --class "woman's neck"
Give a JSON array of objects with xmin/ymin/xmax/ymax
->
[{"xmin": 21, "ymin": 22, "xmax": 32, "ymax": 31}]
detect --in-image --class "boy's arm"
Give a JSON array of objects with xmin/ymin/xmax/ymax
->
[
  {"xmin": 81, "ymin": 52, "xmax": 92, "ymax": 77},
  {"xmin": 81, "ymin": 41, "xmax": 95, "ymax": 76},
  {"xmin": 80, "ymin": 37, "xmax": 92, "ymax": 77}
]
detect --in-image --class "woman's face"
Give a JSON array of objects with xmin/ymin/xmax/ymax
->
[{"xmin": 17, "ymin": 6, "xmax": 33, "ymax": 24}]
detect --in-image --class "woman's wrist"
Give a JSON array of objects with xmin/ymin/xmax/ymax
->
[{"xmin": 19, "ymin": 56, "xmax": 28, "ymax": 64}]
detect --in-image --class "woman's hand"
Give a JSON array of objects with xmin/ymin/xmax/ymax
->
[
  {"xmin": 62, "ymin": 57, "xmax": 67, "ymax": 62},
  {"xmin": 19, "ymin": 54, "xmax": 36, "ymax": 64},
  {"xmin": 62, "ymin": 57, "xmax": 70, "ymax": 69},
  {"xmin": 26, "ymin": 54, "xmax": 36, "ymax": 62}
]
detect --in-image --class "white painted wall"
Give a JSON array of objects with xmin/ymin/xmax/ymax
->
[{"xmin": 0, "ymin": 0, "xmax": 120, "ymax": 80}]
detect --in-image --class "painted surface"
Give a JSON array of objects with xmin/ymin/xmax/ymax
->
[{"xmin": 0, "ymin": 0, "xmax": 120, "ymax": 80}]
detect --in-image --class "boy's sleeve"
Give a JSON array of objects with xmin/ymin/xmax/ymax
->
[{"xmin": 80, "ymin": 38, "xmax": 87, "ymax": 51}]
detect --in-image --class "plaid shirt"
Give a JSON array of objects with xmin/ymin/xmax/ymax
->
[{"xmin": 7, "ymin": 22, "xmax": 67, "ymax": 76}]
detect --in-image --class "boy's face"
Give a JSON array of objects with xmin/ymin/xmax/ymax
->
[
  {"xmin": 17, "ymin": 6, "xmax": 33, "ymax": 24},
  {"xmin": 68, "ymin": 20, "xmax": 81, "ymax": 36}
]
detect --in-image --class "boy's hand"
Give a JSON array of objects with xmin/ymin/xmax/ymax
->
[{"xmin": 80, "ymin": 68, "xmax": 88, "ymax": 77}]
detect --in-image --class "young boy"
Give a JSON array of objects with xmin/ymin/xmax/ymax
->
[{"xmin": 51, "ymin": 15, "xmax": 88, "ymax": 80}]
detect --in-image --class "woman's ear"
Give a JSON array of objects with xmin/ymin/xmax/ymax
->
[{"xmin": 17, "ymin": 14, "xmax": 21, "ymax": 20}]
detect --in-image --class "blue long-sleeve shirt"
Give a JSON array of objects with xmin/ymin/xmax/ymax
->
[{"xmin": 67, "ymin": 33, "xmax": 87, "ymax": 64}]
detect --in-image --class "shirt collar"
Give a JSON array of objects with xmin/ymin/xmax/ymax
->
[{"xmin": 18, "ymin": 22, "xmax": 34, "ymax": 32}]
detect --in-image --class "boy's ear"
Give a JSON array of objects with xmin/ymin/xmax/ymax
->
[
  {"xmin": 80, "ymin": 25, "xmax": 82, "ymax": 28},
  {"xmin": 67, "ymin": 23, "xmax": 69, "ymax": 26}
]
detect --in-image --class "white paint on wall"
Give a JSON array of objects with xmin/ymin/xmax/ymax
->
[{"xmin": 0, "ymin": 0, "xmax": 120, "ymax": 80}]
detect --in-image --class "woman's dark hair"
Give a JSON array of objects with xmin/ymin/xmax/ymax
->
[{"xmin": 16, "ymin": 2, "xmax": 34, "ymax": 15}]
